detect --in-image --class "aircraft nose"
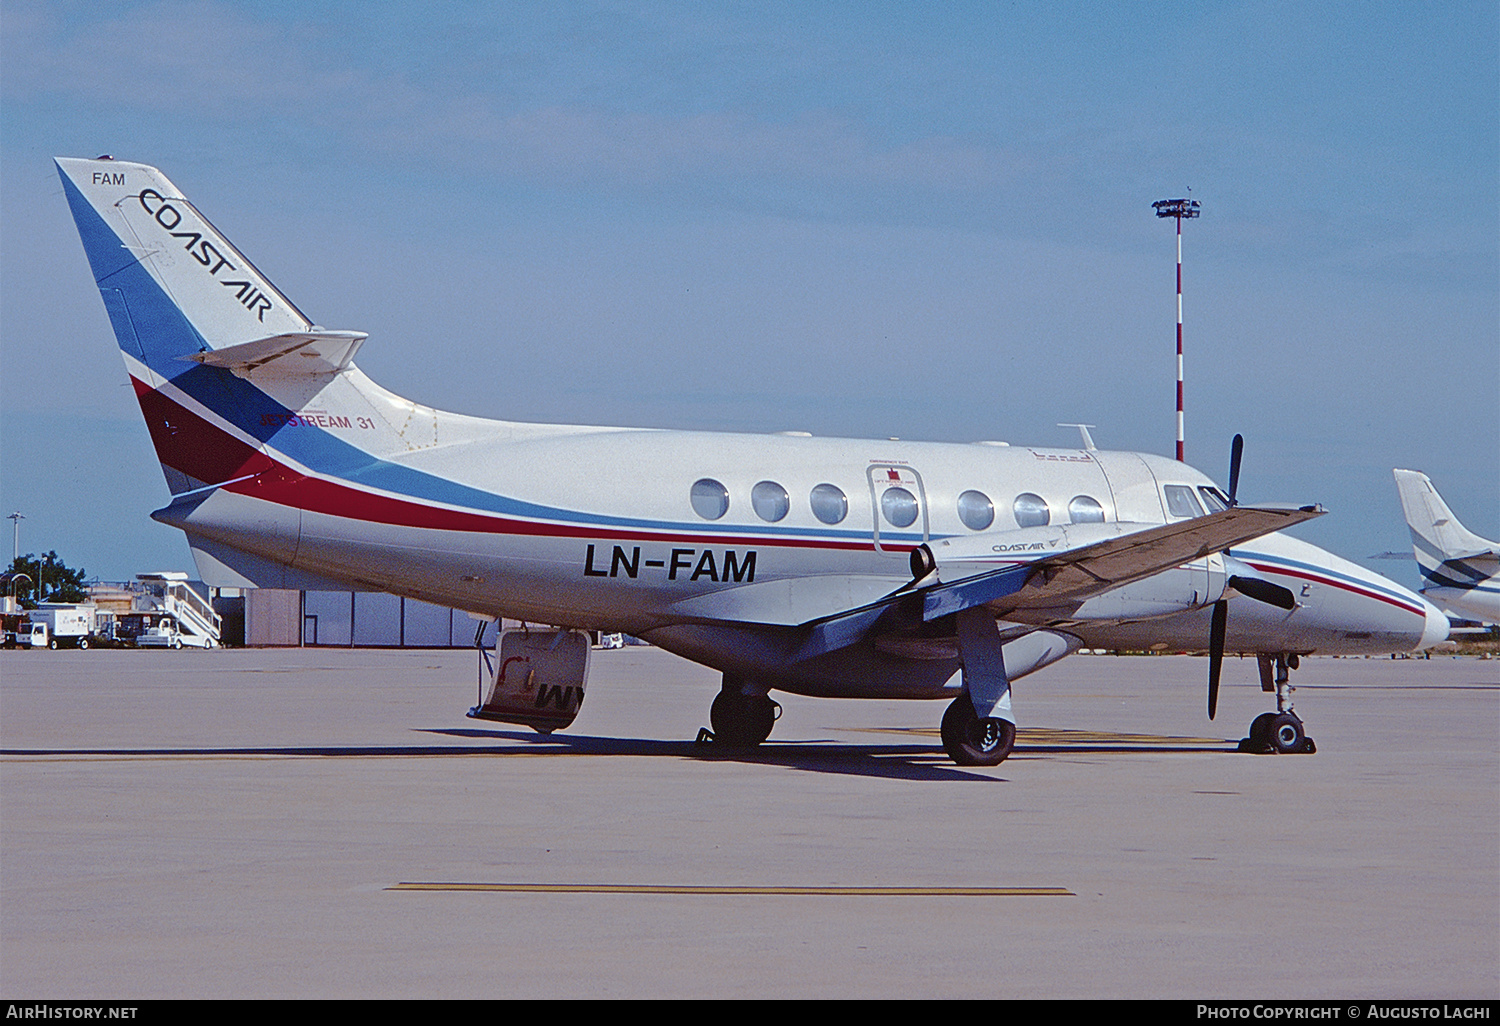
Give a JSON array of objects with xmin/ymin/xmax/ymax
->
[{"xmin": 1418, "ymin": 598, "xmax": 1451, "ymax": 651}]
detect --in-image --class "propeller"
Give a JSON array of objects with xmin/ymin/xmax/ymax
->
[
  {"xmin": 1207, "ymin": 435, "xmax": 1242, "ymax": 719},
  {"xmin": 1226, "ymin": 433, "xmax": 1243, "ymax": 508},
  {"xmin": 1205, "ymin": 435, "xmax": 1302, "ymax": 718}
]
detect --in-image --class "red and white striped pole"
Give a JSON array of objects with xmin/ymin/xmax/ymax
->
[
  {"xmin": 1175, "ymin": 216, "xmax": 1184, "ymax": 462},
  {"xmin": 1154, "ymin": 198, "xmax": 1199, "ymax": 463}
]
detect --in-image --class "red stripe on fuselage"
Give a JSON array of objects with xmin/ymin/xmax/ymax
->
[
  {"xmin": 134, "ymin": 376, "xmax": 274, "ymax": 485},
  {"xmin": 1242, "ymin": 559, "xmax": 1425, "ymax": 618}
]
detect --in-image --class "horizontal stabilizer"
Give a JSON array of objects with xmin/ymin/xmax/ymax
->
[{"xmin": 181, "ymin": 330, "xmax": 368, "ymax": 376}]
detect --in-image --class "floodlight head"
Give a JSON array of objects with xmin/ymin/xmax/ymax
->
[{"xmin": 1153, "ymin": 199, "xmax": 1201, "ymax": 219}]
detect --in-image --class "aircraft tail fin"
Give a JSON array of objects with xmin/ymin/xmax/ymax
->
[
  {"xmin": 1393, "ymin": 469, "xmax": 1500, "ymax": 596},
  {"xmin": 1394, "ymin": 470, "xmax": 1498, "ymax": 560},
  {"xmin": 55, "ymin": 157, "xmax": 314, "ymax": 369},
  {"xmin": 55, "ymin": 157, "xmax": 347, "ymax": 497}
]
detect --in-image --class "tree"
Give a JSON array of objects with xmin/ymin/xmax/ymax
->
[{"xmin": 4, "ymin": 552, "xmax": 89, "ymax": 607}]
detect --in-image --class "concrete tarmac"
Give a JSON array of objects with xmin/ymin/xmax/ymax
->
[{"xmin": 1, "ymin": 646, "xmax": 1496, "ymax": 999}]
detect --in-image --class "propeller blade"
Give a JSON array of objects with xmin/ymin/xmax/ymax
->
[
  {"xmin": 1208, "ymin": 599, "xmax": 1227, "ymax": 720},
  {"xmin": 1227, "ymin": 574, "xmax": 1296, "ymax": 610},
  {"xmin": 1227, "ymin": 433, "xmax": 1243, "ymax": 507}
]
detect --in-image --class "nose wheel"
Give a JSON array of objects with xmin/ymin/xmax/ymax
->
[
  {"xmin": 940, "ymin": 694, "xmax": 1016, "ymax": 766},
  {"xmin": 1238, "ymin": 654, "xmax": 1317, "ymax": 754}
]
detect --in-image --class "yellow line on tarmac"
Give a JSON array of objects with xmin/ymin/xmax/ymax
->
[{"xmin": 389, "ymin": 882, "xmax": 1074, "ymax": 896}]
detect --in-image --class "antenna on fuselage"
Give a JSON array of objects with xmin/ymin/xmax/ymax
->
[{"xmin": 1057, "ymin": 423, "xmax": 1097, "ymax": 451}]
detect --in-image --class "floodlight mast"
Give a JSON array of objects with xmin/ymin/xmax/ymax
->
[
  {"xmin": 1153, "ymin": 198, "xmax": 1200, "ymax": 462},
  {"xmin": 6, "ymin": 512, "xmax": 22, "ymax": 563}
]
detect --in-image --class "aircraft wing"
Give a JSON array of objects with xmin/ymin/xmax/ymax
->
[{"xmin": 795, "ymin": 503, "xmax": 1322, "ymax": 660}]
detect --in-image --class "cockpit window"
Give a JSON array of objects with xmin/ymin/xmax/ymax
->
[
  {"xmin": 1164, "ymin": 484, "xmax": 1205, "ymax": 518},
  {"xmin": 1198, "ymin": 487, "xmax": 1230, "ymax": 512}
]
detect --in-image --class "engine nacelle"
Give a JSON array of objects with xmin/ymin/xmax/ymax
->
[
  {"xmin": 1067, "ymin": 554, "xmax": 1226, "ymax": 620},
  {"xmin": 468, "ymin": 627, "xmax": 592, "ymax": 733}
]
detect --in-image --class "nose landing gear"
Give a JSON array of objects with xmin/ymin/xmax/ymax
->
[
  {"xmin": 1238, "ymin": 654, "xmax": 1317, "ymax": 754},
  {"xmin": 940, "ymin": 693, "xmax": 1016, "ymax": 766}
]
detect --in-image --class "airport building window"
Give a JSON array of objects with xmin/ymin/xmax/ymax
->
[
  {"xmin": 1164, "ymin": 484, "xmax": 1204, "ymax": 519},
  {"xmin": 1068, "ymin": 495, "xmax": 1105, "ymax": 524},
  {"xmin": 810, "ymin": 483, "xmax": 848, "ymax": 525},
  {"xmin": 1013, "ymin": 492, "xmax": 1050, "ymax": 528},
  {"xmin": 691, "ymin": 478, "xmax": 730, "ymax": 520},
  {"xmin": 752, "ymin": 480, "xmax": 790, "ymax": 522},
  {"xmin": 881, "ymin": 486, "xmax": 919, "ymax": 528},
  {"xmin": 957, "ymin": 489, "xmax": 994, "ymax": 531}
]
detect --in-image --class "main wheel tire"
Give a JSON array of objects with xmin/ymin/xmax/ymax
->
[
  {"xmin": 710, "ymin": 691, "xmax": 778, "ymax": 747},
  {"xmin": 1266, "ymin": 712, "xmax": 1306, "ymax": 754},
  {"xmin": 1248, "ymin": 712, "xmax": 1278, "ymax": 745},
  {"xmin": 940, "ymin": 695, "xmax": 1016, "ymax": 766},
  {"xmin": 77, "ymin": 638, "xmax": 88, "ymax": 650}
]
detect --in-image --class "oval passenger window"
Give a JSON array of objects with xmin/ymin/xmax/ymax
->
[
  {"xmin": 810, "ymin": 483, "xmax": 848, "ymax": 525},
  {"xmin": 1013, "ymin": 492, "xmax": 1050, "ymax": 528},
  {"xmin": 690, "ymin": 478, "xmax": 729, "ymax": 520}
]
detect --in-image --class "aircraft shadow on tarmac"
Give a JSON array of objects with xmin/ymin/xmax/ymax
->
[
  {"xmin": 1, "ymin": 729, "xmax": 1240, "ymax": 784},
  {"xmin": 415, "ymin": 725, "xmax": 1241, "ymax": 781}
]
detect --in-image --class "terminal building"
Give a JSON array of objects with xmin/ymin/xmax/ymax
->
[
  {"xmin": 85, "ymin": 581, "xmax": 507, "ymax": 649},
  {"xmin": 241, "ymin": 589, "xmax": 503, "ymax": 648}
]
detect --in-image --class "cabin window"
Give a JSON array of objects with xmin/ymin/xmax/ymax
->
[
  {"xmin": 690, "ymin": 478, "xmax": 730, "ymax": 520},
  {"xmin": 881, "ymin": 486, "xmax": 919, "ymax": 528},
  {"xmin": 1199, "ymin": 487, "xmax": 1230, "ymax": 512},
  {"xmin": 1013, "ymin": 492, "xmax": 1050, "ymax": 528},
  {"xmin": 957, "ymin": 490, "xmax": 994, "ymax": 531},
  {"xmin": 1068, "ymin": 495, "xmax": 1106, "ymax": 524},
  {"xmin": 810, "ymin": 483, "xmax": 848, "ymax": 525},
  {"xmin": 1164, "ymin": 484, "xmax": 1205, "ymax": 519},
  {"xmin": 752, "ymin": 481, "xmax": 790, "ymax": 523}
]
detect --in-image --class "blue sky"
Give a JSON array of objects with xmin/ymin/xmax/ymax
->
[{"xmin": 1, "ymin": 0, "xmax": 1495, "ymax": 585}]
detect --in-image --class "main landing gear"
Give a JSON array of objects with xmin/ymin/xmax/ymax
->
[
  {"xmin": 700, "ymin": 675, "xmax": 781, "ymax": 747},
  {"xmin": 1238, "ymin": 653, "xmax": 1317, "ymax": 754},
  {"xmin": 940, "ymin": 693, "xmax": 1016, "ymax": 767}
]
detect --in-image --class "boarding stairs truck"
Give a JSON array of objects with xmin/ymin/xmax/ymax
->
[{"xmin": 132, "ymin": 573, "xmax": 221, "ymax": 649}]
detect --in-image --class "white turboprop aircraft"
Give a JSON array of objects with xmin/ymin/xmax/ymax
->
[
  {"xmin": 1393, "ymin": 469, "xmax": 1499, "ymax": 625},
  {"xmin": 55, "ymin": 156, "xmax": 1448, "ymax": 765}
]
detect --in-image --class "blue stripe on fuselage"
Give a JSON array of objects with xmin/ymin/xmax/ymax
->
[{"xmin": 1231, "ymin": 547, "xmax": 1424, "ymax": 614}]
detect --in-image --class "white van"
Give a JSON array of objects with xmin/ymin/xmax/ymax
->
[{"xmin": 136, "ymin": 617, "xmax": 214, "ymax": 649}]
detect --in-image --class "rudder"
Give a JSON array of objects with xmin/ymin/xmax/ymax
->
[{"xmin": 56, "ymin": 157, "xmax": 312, "ymax": 379}]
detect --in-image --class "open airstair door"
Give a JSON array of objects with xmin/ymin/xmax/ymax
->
[{"xmin": 468, "ymin": 628, "xmax": 592, "ymax": 733}]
